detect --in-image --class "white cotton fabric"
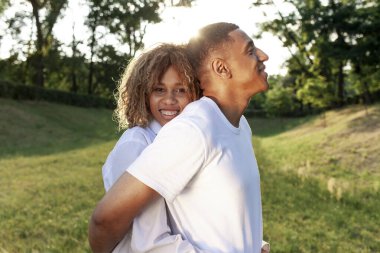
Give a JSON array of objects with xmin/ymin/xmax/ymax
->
[
  {"xmin": 102, "ymin": 120, "xmax": 199, "ymax": 253},
  {"xmin": 102, "ymin": 120, "xmax": 161, "ymax": 192},
  {"xmin": 127, "ymin": 96, "xmax": 263, "ymax": 253}
]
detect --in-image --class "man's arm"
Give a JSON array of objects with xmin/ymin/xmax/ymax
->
[{"xmin": 88, "ymin": 172, "xmax": 159, "ymax": 253}]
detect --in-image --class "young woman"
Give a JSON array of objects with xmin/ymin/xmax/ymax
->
[{"xmin": 99, "ymin": 44, "xmax": 201, "ymax": 252}]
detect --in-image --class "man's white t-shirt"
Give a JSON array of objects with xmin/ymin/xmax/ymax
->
[
  {"xmin": 128, "ymin": 96, "xmax": 263, "ymax": 253},
  {"xmin": 102, "ymin": 120, "xmax": 198, "ymax": 253}
]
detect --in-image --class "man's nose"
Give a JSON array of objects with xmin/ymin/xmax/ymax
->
[{"xmin": 257, "ymin": 48, "xmax": 269, "ymax": 62}]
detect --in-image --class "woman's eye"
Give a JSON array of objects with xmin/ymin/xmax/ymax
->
[
  {"xmin": 175, "ymin": 88, "xmax": 188, "ymax": 93},
  {"xmin": 153, "ymin": 87, "xmax": 165, "ymax": 93}
]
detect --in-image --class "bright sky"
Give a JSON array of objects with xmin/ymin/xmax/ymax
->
[
  {"xmin": 142, "ymin": 0, "xmax": 291, "ymax": 75},
  {"xmin": 1, "ymin": 0, "xmax": 292, "ymax": 75}
]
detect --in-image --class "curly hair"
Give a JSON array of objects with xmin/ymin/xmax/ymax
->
[
  {"xmin": 114, "ymin": 43, "xmax": 200, "ymax": 130},
  {"xmin": 186, "ymin": 22, "xmax": 239, "ymax": 77}
]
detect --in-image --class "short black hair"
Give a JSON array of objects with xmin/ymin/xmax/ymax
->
[{"xmin": 186, "ymin": 22, "xmax": 239, "ymax": 75}]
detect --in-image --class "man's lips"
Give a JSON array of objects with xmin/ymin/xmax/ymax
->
[{"xmin": 259, "ymin": 64, "xmax": 266, "ymax": 71}]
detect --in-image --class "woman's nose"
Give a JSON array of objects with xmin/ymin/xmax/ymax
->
[{"xmin": 163, "ymin": 91, "xmax": 177, "ymax": 104}]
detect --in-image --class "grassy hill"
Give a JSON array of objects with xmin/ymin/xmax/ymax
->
[
  {"xmin": 0, "ymin": 98, "xmax": 118, "ymax": 252},
  {"xmin": 250, "ymin": 103, "xmax": 380, "ymax": 195},
  {"xmin": 0, "ymin": 98, "xmax": 379, "ymax": 252},
  {"xmin": 249, "ymin": 103, "xmax": 380, "ymax": 252}
]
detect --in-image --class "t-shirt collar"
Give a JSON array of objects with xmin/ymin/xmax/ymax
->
[
  {"xmin": 149, "ymin": 119, "xmax": 162, "ymax": 135},
  {"xmin": 201, "ymin": 96, "xmax": 241, "ymax": 134}
]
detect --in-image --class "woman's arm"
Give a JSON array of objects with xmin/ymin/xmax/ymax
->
[
  {"xmin": 91, "ymin": 134, "xmax": 204, "ymax": 253},
  {"xmin": 89, "ymin": 172, "xmax": 159, "ymax": 253}
]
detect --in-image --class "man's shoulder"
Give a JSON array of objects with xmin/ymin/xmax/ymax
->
[
  {"xmin": 178, "ymin": 97, "xmax": 216, "ymax": 121},
  {"xmin": 158, "ymin": 98, "xmax": 219, "ymax": 144}
]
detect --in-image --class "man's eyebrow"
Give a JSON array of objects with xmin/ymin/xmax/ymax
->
[{"xmin": 244, "ymin": 40, "xmax": 255, "ymax": 52}]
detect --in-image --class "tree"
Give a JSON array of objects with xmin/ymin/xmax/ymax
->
[
  {"xmin": 85, "ymin": 0, "xmax": 164, "ymax": 95},
  {"xmin": 170, "ymin": 0, "xmax": 193, "ymax": 7},
  {"xmin": 91, "ymin": 45, "xmax": 126, "ymax": 97},
  {"xmin": 25, "ymin": 0, "xmax": 68, "ymax": 87},
  {"xmin": 348, "ymin": 1, "xmax": 380, "ymax": 104},
  {"xmin": 0, "ymin": 0, "xmax": 10, "ymax": 14},
  {"xmin": 252, "ymin": 0, "xmax": 380, "ymax": 109},
  {"xmin": 264, "ymin": 85, "xmax": 296, "ymax": 117},
  {"xmin": 297, "ymin": 75, "xmax": 335, "ymax": 126}
]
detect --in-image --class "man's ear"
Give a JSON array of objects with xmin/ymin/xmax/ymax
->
[{"xmin": 211, "ymin": 58, "xmax": 232, "ymax": 79}]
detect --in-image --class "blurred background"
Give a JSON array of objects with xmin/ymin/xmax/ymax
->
[{"xmin": 0, "ymin": 0, "xmax": 379, "ymax": 252}]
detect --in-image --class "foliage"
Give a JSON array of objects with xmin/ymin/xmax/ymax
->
[
  {"xmin": 1, "ymin": 0, "xmax": 166, "ymax": 97},
  {"xmin": 249, "ymin": 75, "xmax": 303, "ymax": 117},
  {"xmin": 89, "ymin": 45, "xmax": 128, "ymax": 97},
  {"xmin": 0, "ymin": 0, "xmax": 10, "ymax": 14},
  {"xmin": 264, "ymin": 85, "xmax": 295, "ymax": 116},
  {"xmin": 0, "ymin": 81, "xmax": 114, "ymax": 108},
  {"xmin": 296, "ymin": 75, "xmax": 336, "ymax": 110},
  {"xmin": 26, "ymin": 0, "xmax": 69, "ymax": 87},
  {"xmin": 0, "ymin": 53, "xmax": 26, "ymax": 83},
  {"xmin": 84, "ymin": 0, "xmax": 164, "ymax": 95},
  {"xmin": 253, "ymin": 0, "xmax": 380, "ymax": 110}
]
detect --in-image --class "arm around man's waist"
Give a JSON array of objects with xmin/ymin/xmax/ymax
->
[{"xmin": 88, "ymin": 172, "xmax": 159, "ymax": 253}]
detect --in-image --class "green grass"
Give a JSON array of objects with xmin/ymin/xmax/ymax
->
[
  {"xmin": 250, "ymin": 103, "xmax": 380, "ymax": 195},
  {"xmin": 0, "ymin": 99, "xmax": 117, "ymax": 158},
  {"xmin": 0, "ymin": 98, "xmax": 379, "ymax": 252},
  {"xmin": 250, "ymin": 103, "xmax": 380, "ymax": 252},
  {"xmin": 0, "ymin": 98, "xmax": 118, "ymax": 252}
]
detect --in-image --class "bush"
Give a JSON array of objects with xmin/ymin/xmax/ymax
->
[
  {"xmin": 264, "ymin": 86, "xmax": 297, "ymax": 117},
  {"xmin": 0, "ymin": 81, "xmax": 114, "ymax": 109}
]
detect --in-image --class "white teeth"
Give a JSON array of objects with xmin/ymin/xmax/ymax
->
[{"xmin": 161, "ymin": 110, "xmax": 178, "ymax": 116}]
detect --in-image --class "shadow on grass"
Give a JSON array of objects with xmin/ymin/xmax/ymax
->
[
  {"xmin": 247, "ymin": 115, "xmax": 317, "ymax": 137},
  {"xmin": 260, "ymin": 166, "xmax": 380, "ymax": 253},
  {"xmin": 0, "ymin": 98, "xmax": 120, "ymax": 159},
  {"xmin": 346, "ymin": 103, "xmax": 380, "ymax": 134},
  {"xmin": 255, "ymin": 133, "xmax": 380, "ymax": 252}
]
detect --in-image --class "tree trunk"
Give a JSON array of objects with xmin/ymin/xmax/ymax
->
[
  {"xmin": 354, "ymin": 64, "xmax": 372, "ymax": 104},
  {"xmin": 70, "ymin": 23, "xmax": 78, "ymax": 93},
  {"xmin": 88, "ymin": 53, "xmax": 94, "ymax": 95},
  {"xmin": 71, "ymin": 72, "xmax": 78, "ymax": 93},
  {"xmin": 30, "ymin": 0, "xmax": 44, "ymax": 87},
  {"xmin": 88, "ymin": 23, "xmax": 97, "ymax": 95},
  {"xmin": 362, "ymin": 81, "xmax": 372, "ymax": 104},
  {"xmin": 337, "ymin": 61, "xmax": 344, "ymax": 106}
]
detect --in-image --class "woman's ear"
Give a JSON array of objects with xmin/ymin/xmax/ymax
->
[{"xmin": 211, "ymin": 58, "xmax": 232, "ymax": 79}]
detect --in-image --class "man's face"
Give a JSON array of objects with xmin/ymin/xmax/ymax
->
[
  {"xmin": 226, "ymin": 29, "xmax": 269, "ymax": 97},
  {"xmin": 149, "ymin": 65, "xmax": 192, "ymax": 126}
]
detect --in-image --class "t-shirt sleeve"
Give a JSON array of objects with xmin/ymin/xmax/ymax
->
[
  {"xmin": 102, "ymin": 140, "xmax": 148, "ymax": 191},
  {"xmin": 127, "ymin": 120, "xmax": 206, "ymax": 202}
]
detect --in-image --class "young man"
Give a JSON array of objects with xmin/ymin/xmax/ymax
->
[{"xmin": 89, "ymin": 22, "xmax": 269, "ymax": 253}]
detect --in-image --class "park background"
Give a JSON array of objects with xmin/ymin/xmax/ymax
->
[{"xmin": 0, "ymin": 0, "xmax": 379, "ymax": 252}]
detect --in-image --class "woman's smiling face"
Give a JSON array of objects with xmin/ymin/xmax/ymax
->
[{"xmin": 149, "ymin": 65, "xmax": 192, "ymax": 126}]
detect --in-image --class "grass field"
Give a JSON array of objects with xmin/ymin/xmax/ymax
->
[
  {"xmin": 248, "ymin": 103, "xmax": 380, "ymax": 252},
  {"xmin": 0, "ymin": 98, "xmax": 117, "ymax": 252},
  {"xmin": 0, "ymin": 98, "xmax": 379, "ymax": 252}
]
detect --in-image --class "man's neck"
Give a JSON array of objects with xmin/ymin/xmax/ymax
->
[{"xmin": 206, "ymin": 95, "xmax": 249, "ymax": 128}]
